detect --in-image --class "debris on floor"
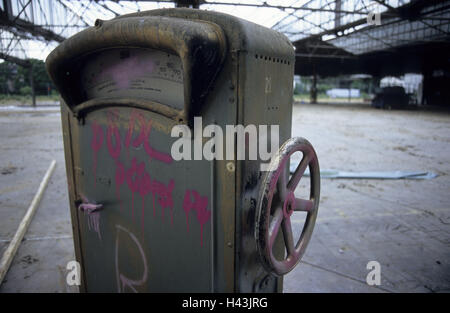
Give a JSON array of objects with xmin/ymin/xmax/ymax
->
[{"xmin": 290, "ymin": 165, "xmax": 438, "ymax": 180}]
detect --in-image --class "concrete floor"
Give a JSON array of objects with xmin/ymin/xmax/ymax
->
[{"xmin": 0, "ymin": 102, "xmax": 449, "ymax": 292}]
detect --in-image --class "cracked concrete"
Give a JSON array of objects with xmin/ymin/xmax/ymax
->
[
  {"xmin": 284, "ymin": 102, "xmax": 450, "ymax": 293},
  {"xmin": 0, "ymin": 102, "xmax": 449, "ymax": 292}
]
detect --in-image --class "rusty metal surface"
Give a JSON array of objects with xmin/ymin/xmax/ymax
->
[
  {"xmin": 48, "ymin": 8, "xmax": 298, "ymax": 292},
  {"xmin": 60, "ymin": 101, "xmax": 87, "ymax": 291},
  {"xmin": 73, "ymin": 98, "xmax": 181, "ymax": 121},
  {"xmin": 80, "ymin": 48, "xmax": 185, "ymax": 110},
  {"xmin": 46, "ymin": 15, "xmax": 227, "ymax": 125},
  {"xmin": 236, "ymin": 44, "xmax": 295, "ymax": 292},
  {"xmin": 117, "ymin": 8, "xmax": 293, "ymax": 60}
]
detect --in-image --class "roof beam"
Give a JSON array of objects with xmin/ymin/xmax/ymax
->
[
  {"xmin": 202, "ymin": 1, "xmax": 369, "ymax": 14},
  {"xmin": 0, "ymin": 52, "xmax": 30, "ymax": 67},
  {"xmin": 0, "ymin": 9, "xmax": 65, "ymax": 42}
]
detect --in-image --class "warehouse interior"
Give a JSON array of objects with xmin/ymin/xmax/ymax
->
[{"xmin": 0, "ymin": 0, "xmax": 449, "ymax": 293}]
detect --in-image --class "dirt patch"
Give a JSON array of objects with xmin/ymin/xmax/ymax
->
[
  {"xmin": 392, "ymin": 145, "xmax": 415, "ymax": 152},
  {"xmin": 1, "ymin": 166, "xmax": 18, "ymax": 175},
  {"xmin": 20, "ymin": 255, "xmax": 39, "ymax": 269}
]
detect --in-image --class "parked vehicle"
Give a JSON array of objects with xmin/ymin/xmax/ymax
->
[{"xmin": 372, "ymin": 86, "xmax": 410, "ymax": 109}]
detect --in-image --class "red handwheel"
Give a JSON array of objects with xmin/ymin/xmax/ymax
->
[{"xmin": 255, "ymin": 137, "xmax": 320, "ymax": 276}]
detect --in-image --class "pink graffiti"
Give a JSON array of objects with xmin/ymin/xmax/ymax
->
[
  {"xmin": 96, "ymin": 55, "xmax": 155, "ymax": 89},
  {"xmin": 102, "ymin": 109, "xmax": 172, "ymax": 164},
  {"xmin": 124, "ymin": 110, "xmax": 140, "ymax": 160},
  {"xmin": 115, "ymin": 225, "xmax": 148, "ymax": 293},
  {"xmin": 154, "ymin": 179, "xmax": 175, "ymax": 224},
  {"xmin": 78, "ymin": 196, "xmax": 103, "ymax": 240},
  {"xmin": 183, "ymin": 190, "xmax": 211, "ymax": 247},
  {"xmin": 115, "ymin": 161, "xmax": 126, "ymax": 211},
  {"xmin": 130, "ymin": 113, "xmax": 173, "ymax": 164},
  {"xmin": 86, "ymin": 211, "xmax": 102, "ymax": 240},
  {"xmin": 139, "ymin": 171, "xmax": 152, "ymax": 234},
  {"xmin": 88, "ymin": 109, "xmax": 209, "ymax": 247},
  {"xmin": 90, "ymin": 121, "xmax": 104, "ymax": 185},
  {"xmin": 78, "ymin": 202, "xmax": 103, "ymax": 212},
  {"xmin": 91, "ymin": 109, "xmax": 173, "ymax": 212},
  {"xmin": 126, "ymin": 158, "xmax": 142, "ymax": 220},
  {"xmin": 118, "ymin": 157, "xmax": 175, "ymax": 232},
  {"xmin": 106, "ymin": 111, "xmax": 121, "ymax": 159}
]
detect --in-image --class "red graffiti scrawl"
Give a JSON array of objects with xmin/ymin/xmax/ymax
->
[
  {"xmin": 89, "ymin": 109, "xmax": 209, "ymax": 247},
  {"xmin": 124, "ymin": 110, "xmax": 140, "ymax": 160},
  {"xmin": 106, "ymin": 111, "xmax": 121, "ymax": 159},
  {"xmin": 90, "ymin": 120, "xmax": 103, "ymax": 185},
  {"xmin": 78, "ymin": 195, "xmax": 103, "ymax": 240},
  {"xmin": 183, "ymin": 190, "xmax": 211, "ymax": 247},
  {"xmin": 129, "ymin": 112, "xmax": 173, "ymax": 164},
  {"xmin": 154, "ymin": 179, "xmax": 175, "ymax": 224},
  {"xmin": 120, "ymin": 157, "xmax": 175, "ymax": 233},
  {"xmin": 115, "ymin": 161, "xmax": 126, "ymax": 211},
  {"xmin": 125, "ymin": 158, "xmax": 145, "ymax": 220},
  {"xmin": 102, "ymin": 109, "xmax": 173, "ymax": 164}
]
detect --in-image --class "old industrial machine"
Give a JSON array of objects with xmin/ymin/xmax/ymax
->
[{"xmin": 46, "ymin": 8, "xmax": 320, "ymax": 292}]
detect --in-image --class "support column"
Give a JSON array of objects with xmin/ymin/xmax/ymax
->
[
  {"xmin": 335, "ymin": 0, "xmax": 342, "ymax": 28},
  {"xmin": 310, "ymin": 72, "xmax": 318, "ymax": 104},
  {"xmin": 29, "ymin": 64, "xmax": 36, "ymax": 107}
]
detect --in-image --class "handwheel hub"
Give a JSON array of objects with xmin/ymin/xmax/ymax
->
[{"xmin": 283, "ymin": 192, "xmax": 295, "ymax": 219}]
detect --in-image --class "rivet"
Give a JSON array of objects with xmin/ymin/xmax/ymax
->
[
  {"xmin": 95, "ymin": 19, "xmax": 103, "ymax": 28},
  {"xmin": 226, "ymin": 162, "xmax": 235, "ymax": 172}
]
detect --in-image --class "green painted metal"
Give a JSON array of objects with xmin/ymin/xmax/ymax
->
[{"xmin": 47, "ymin": 8, "xmax": 295, "ymax": 292}]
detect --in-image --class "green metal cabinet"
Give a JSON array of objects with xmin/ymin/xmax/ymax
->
[{"xmin": 46, "ymin": 8, "xmax": 320, "ymax": 293}]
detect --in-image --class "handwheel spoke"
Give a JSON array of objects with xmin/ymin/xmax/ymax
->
[
  {"xmin": 268, "ymin": 208, "xmax": 283, "ymax": 249},
  {"xmin": 287, "ymin": 152, "xmax": 310, "ymax": 191},
  {"xmin": 282, "ymin": 217, "xmax": 295, "ymax": 255},
  {"xmin": 277, "ymin": 165, "xmax": 288, "ymax": 201},
  {"xmin": 295, "ymin": 197, "xmax": 314, "ymax": 212}
]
